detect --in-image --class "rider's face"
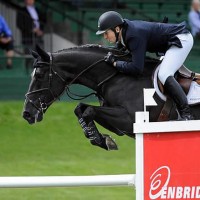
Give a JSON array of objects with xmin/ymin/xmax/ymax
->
[{"xmin": 103, "ymin": 29, "xmax": 116, "ymax": 43}]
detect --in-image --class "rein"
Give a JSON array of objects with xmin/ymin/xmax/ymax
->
[
  {"xmin": 65, "ymin": 50, "xmax": 129, "ymax": 100},
  {"xmin": 65, "ymin": 58, "xmax": 105, "ymax": 100}
]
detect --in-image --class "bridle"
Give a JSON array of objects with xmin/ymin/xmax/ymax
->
[
  {"xmin": 25, "ymin": 50, "xmax": 128, "ymax": 113},
  {"xmin": 25, "ymin": 54, "xmax": 66, "ymax": 114}
]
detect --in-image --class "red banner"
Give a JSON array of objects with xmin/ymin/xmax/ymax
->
[{"xmin": 144, "ymin": 131, "xmax": 200, "ymax": 199}]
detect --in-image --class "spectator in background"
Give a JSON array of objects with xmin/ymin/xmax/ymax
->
[
  {"xmin": 0, "ymin": 14, "xmax": 14, "ymax": 69},
  {"xmin": 16, "ymin": 0, "xmax": 46, "ymax": 53},
  {"xmin": 188, "ymin": 0, "xmax": 200, "ymax": 39}
]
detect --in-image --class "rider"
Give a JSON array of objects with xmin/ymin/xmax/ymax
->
[{"xmin": 96, "ymin": 11, "xmax": 194, "ymax": 120}]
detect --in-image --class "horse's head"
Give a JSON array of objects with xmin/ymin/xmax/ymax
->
[{"xmin": 23, "ymin": 46, "xmax": 66, "ymax": 124}]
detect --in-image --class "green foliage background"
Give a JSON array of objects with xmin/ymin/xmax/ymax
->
[{"xmin": 0, "ymin": 101, "xmax": 136, "ymax": 200}]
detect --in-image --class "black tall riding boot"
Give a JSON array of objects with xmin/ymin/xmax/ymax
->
[{"xmin": 164, "ymin": 76, "xmax": 194, "ymax": 120}]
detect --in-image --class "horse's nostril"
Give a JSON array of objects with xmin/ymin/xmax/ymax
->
[{"xmin": 23, "ymin": 111, "xmax": 30, "ymax": 119}]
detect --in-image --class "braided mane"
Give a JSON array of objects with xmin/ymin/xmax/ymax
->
[
  {"xmin": 53, "ymin": 44, "xmax": 159, "ymax": 65},
  {"xmin": 54, "ymin": 44, "xmax": 123, "ymax": 54}
]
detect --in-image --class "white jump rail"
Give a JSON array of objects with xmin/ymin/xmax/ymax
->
[{"xmin": 0, "ymin": 174, "xmax": 135, "ymax": 188}]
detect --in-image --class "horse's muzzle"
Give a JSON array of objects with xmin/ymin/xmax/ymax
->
[{"xmin": 23, "ymin": 111, "xmax": 43, "ymax": 124}]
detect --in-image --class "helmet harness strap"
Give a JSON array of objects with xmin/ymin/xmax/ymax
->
[{"xmin": 111, "ymin": 28, "xmax": 119, "ymax": 43}]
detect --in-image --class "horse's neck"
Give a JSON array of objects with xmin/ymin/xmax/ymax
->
[{"xmin": 54, "ymin": 49, "xmax": 117, "ymax": 91}]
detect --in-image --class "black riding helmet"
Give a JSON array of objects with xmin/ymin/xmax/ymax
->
[{"xmin": 96, "ymin": 11, "xmax": 124, "ymax": 35}]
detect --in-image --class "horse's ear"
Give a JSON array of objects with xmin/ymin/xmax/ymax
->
[
  {"xmin": 31, "ymin": 50, "xmax": 39, "ymax": 59},
  {"xmin": 36, "ymin": 44, "xmax": 50, "ymax": 62}
]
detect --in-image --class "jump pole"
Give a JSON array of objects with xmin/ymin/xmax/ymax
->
[{"xmin": 0, "ymin": 174, "xmax": 135, "ymax": 188}]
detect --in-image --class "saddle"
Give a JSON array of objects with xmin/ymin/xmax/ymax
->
[{"xmin": 153, "ymin": 65, "xmax": 200, "ymax": 121}]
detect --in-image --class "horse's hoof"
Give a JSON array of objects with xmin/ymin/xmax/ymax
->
[
  {"xmin": 90, "ymin": 134, "xmax": 118, "ymax": 151},
  {"xmin": 103, "ymin": 134, "xmax": 118, "ymax": 151}
]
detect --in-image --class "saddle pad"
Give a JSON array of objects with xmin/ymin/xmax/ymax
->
[{"xmin": 187, "ymin": 81, "xmax": 200, "ymax": 105}]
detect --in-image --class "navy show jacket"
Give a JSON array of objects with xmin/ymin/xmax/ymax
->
[{"xmin": 116, "ymin": 19, "xmax": 189, "ymax": 75}]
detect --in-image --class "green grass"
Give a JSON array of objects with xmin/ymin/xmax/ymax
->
[{"xmin": 0, "ymin": 101, "xmax": 136, "ymax": 200}]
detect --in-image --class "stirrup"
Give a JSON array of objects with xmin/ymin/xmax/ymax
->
[
  {"xmin": 176, "ymin": 107, "xmax": 195, "ymax": 121},
  {"xmin": 178, "ymin": 115, "xmax": 195, "ymax": 121}
]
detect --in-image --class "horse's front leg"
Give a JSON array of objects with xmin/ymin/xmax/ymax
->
[{"xmin": 74, "ymin": 103, "xmax": 118, "ymax": 151}]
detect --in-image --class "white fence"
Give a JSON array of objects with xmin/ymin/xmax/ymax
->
[{"xmin": 0, "ymin": 174, "xmax": 135, "ymax": 188}]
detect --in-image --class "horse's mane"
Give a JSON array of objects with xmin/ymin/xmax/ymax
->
[
  {"xmin": 54, "ymin": 44, "xmax": 159, "ymax": 65},
  {"xmin": 54, "ymin": 44, "xmax": 123, "ymax": 55}
]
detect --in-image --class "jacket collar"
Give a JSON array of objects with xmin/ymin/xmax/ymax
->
[{"xmin": 121, "ymin": 20, "xmax": 129, "ymax": 50}]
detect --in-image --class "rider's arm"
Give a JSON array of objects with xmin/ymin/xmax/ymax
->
[{"xmin": 115, "ymin": 36, "xmax": 146, "ymax": 75}]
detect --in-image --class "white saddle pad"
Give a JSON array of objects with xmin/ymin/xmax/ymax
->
[{"xmin": 187, "ymin": 81, "xmax": 200, "ymax": 105}]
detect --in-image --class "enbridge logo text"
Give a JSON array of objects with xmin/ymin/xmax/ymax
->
[{"xmin": 149, "ymin": 166, "xmax": 200, "ymax": 199}]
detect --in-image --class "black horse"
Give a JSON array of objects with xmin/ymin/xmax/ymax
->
[{"xmin": 23, "ymin": 45, "xmax": 200, "ymax": 150}]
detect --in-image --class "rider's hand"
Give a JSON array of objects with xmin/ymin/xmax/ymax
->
[{"xmin": 104, "ymin": 52, "xmax": 116, "ymax": 66}]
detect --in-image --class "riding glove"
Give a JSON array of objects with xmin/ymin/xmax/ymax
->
[{"xmin": 104, "ymin": 52, "xmax": 116, "ymax": 66}]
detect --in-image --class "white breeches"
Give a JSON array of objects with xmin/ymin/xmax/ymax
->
[{"xmin": 158, "ymin": 33, "xmax": 194, "ymax": 84}]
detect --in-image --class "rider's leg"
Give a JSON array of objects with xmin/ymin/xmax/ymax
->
[
  {"xmin": 164, "ymin": 76, "xmax": 194, "ymax": 120},
  {"xmin": 158, "ymin": 33, "xmax": 194, "ymax": 120}
]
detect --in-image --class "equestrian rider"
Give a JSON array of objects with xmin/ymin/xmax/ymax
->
[{"xmin": 96, "ymin": 11, "xmax": 194, "ymax": 120}]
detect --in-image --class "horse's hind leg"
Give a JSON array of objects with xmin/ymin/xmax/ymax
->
[{"xmin": 74, "ymin": 103, "xmax": 118, "ymax": 151}]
